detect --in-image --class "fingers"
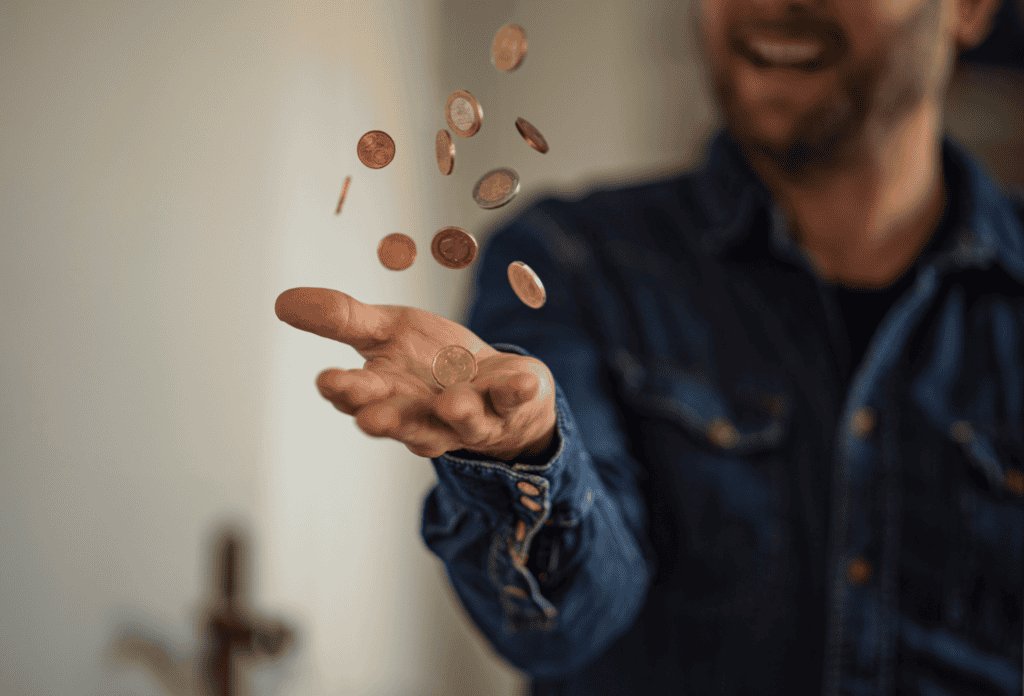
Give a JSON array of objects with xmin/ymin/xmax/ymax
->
[
  {"xmin": 433, "ymin": 384, "xmax": 498, "ymax": 447},
  {"xmin": 275, "ymin": 288, "xmax": 396, "ymax": 351},
  {"xmin": 355, "ymin": 395, "xmax": 413, "ymax": 437},
  {"xmin": 316, "ymin": 368, "xmax": 390, "ymax": 414},
  {"xmin": 355, "ymin": 395, "xmax": 460, "ymax": 457}
]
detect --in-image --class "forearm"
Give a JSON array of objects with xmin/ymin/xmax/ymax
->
[{"xmin": 421, "ymin": 379, "xmax": 651, "ymax": 678}]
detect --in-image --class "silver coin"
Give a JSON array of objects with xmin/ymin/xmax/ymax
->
[
  {"xmin": 449, "ymin": 98, "xmax": 475, "ymax": 132},
  {"xmin": 472, "ymin": 167, "xmax": 520, "ymax": 210}
]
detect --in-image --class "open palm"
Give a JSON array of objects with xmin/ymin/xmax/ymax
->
[{"xmin": 275, "ymin": 287, "xmax": 556, "ymax": 461}]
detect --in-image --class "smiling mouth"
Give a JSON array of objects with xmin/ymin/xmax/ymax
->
[{"xmin": 732, "ymin": 30, "xmax": 843, "ymax": 72}]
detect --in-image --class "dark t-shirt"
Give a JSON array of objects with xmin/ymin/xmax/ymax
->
[{"xmin": 830, "ymin": 170, "xmax": 958, "ymax": 388}]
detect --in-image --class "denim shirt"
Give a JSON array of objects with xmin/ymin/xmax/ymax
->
[{"xmin": 421, "ymin": 130, "xmax": 1024, "ymax": 695}]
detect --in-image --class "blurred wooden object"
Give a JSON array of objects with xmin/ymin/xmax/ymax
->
[
  {"xmin": 200, "ymin": 526, "xmax": 295, "ymax": 696},
  {"xmin": 109, "ymin": 523, "xmax": 295, "ymax": 696}
]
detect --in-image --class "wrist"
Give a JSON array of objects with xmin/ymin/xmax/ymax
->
[{"xmin": 511, "ymin": 424, "xmax": 559, "ymax": 465}]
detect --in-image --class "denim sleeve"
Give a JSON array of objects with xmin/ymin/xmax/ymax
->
[{"xmin": 420, "ymin": 202, "xmax": 652, "ymax": 678}]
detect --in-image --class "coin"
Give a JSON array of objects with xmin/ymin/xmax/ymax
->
[
  {"xmin": 491, "ymin": 24, "xmax": 528, "ymax": 72},
  {"xmin": 377, "ymin": 233, "xmax": 417, "ymax": 271},
  {"xmin": 515, "ymin": 117, "xmax": 548, "ymax": 154},
  {"xmin": 432, "ymin": 345, "xmax": 477, "ymax": 387},
  {"xmin": 436, "ymin": 129, "xmax": 455, "ymax": 175},
  {"xmin": 335, "ymin": 176, "xmax": 351, "ymax": 215},
  {"xmin": 507, "ymin": 261, "xmax": 546, "ymax": 309},
  {"xmin": 357, "ymin": 130, "xmax": 395, "ymax": 169},
  {"xmin": 472, "ymin": 167, "xmax": 520, "ymax": 210},
  {"xmin": 446, "ymin": 90, "xmax": 483, "ymax": 138},
  {"xmin": 431, "ymin": 227, "xmax": 478, "ymax": 269}
]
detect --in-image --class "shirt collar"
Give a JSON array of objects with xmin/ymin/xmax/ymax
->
[{"xmin": 694, "ymin": 129, "xmax": 1024, "ymax": 287}]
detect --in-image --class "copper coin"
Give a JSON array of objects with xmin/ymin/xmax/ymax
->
[
  {"xmin": 335, "ymin": 176, "xmax": 351, "ymax": 215},
  {"xmin": 357, "ymin": 130, "xmax": 395, "ymax": 169},
  {"xmin": 515, "ymin": 117, "xmax": 548, "ymax": 154},
  {"xmin": 377, "ymin": 233, "xmax": 417, "ymax": 271},
  {"xmin": 432, "ymin": 345, "xmax": 477, "ymax": 387},
  {"xmin": 436, "ymin": 129, "xmax": 455, "ymax": 175},
  {"xmin": 472, "ymin": 167, "xmax": 520, "ymax": 210},
  {"xmin": 431, "ymin": 227, "xmax": 478, "ymax": 269},
  {"xmin": 491, "ymin": 24, "xmax": 528, "ymax": 72},
  {"xmin": 446, "ymin": 90, "xmax": 483, "ymax": 138},
  {"xmin": 507, "ymin": 261, "xmax": 546, "ymax": 309}
]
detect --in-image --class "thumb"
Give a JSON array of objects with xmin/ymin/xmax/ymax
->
[{"xmin": 275, "ymin": 287, "xmax": 395, "ymax": 351}]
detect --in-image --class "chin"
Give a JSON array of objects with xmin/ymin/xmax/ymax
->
[{"xmin": 728, "ymin": 98, "xmax": 858, "ymax": 179}]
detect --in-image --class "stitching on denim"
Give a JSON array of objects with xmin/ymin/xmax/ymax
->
[
  {"xmin": 630, "ymin": 389, "xmax": 791, "ymax": 455},
  {"xmin": 511, "ymin": 536, "xmax": 558, "ymax": 618},
  {"xmin": 825, "ymin": 267, "xmax": 941, "ymax": 695},
  {"xmin": 499, "ymin": 526, "xmax": 559, "ymax": 634}
]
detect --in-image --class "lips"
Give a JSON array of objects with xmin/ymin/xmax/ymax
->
[
  {"xmin": 731, "ymin": 24, "xmax": 844, "ymax": 72},
  {"xmin": 749, "ymin": 39, "xmax": 822, "ymax": 65}
]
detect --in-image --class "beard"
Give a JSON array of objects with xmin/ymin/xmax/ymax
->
[
  {"xmin": 716, "ymin": 80, "xmax": 864, "ymax": 181},
  {"xmin": 707, "ymin": 0, "xmax": 945, "ymax": 183}
]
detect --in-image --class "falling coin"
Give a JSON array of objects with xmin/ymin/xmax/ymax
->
[
  {"xmin": 335, "ymin": 176, "xmax": 351, "ymax": 215},
  {"xmin": 436, "ymin": 129, "xmax": 455, "ymax": 175},
  {"xmin": 507, "ymin": 261, "xmax": 546, "ymax": 309},
  {"xmin": 446, "ymin": 90, "xmax": 483, "ymax": 138},
  {"xmin": 357, "ymin": 130, "xmax": 396, "ymax": 169},
  {"xmin": 377, "ymin": 233, "xmax": 417, "ymax": 271},
  {"xmin": 432, "ymin": 345, "xmax": 477, "ymax": 387},
  {"xmin": 431, "ymin": 227, "xmax": 478, "ymax": 269},
  {"xmin": 491, "ymin": 24, "xmax": 528, "ymax": 72},
  {"xmin": 515, "ymin": 118, "xmax": 548, "ymax": 154},
  {"xmin": 472, "ymin": 167, "xmax": 520, "ymax": 210}
]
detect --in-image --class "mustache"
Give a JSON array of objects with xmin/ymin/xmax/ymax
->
[{"xmin": 732, "ymin": 11, "xmax": 846, "ymax": 50}]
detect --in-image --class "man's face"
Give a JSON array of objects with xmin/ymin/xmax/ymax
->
[{"xmin": 698, "ymin": 0, "xmax": 955, "ymax": 179}]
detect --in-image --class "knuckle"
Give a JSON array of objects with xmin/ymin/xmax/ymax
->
[
  {"xmin": 316, "ymin": 369, "xmax": 339, "ymax": 393},
  {"xmin": 357, "ymin": 408, "xmax": 392, "ymax": 437},
  {"xmin": 460, "ymin": 421, "xmax": 491, "ymax": 447}
]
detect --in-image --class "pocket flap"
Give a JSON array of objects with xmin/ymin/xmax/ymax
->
[{"xmin": 609, "ymin": 348, "xmax": 792, "ymax": 456}]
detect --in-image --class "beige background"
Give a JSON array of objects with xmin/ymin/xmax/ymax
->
[{"xmin": 1, "ymin": 2, "xmax": 1020, "ymax": 695}]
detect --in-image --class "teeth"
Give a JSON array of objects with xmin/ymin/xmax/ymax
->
[{"xmin": 749, "ymin": 40, "xmax": 822, "ymax": 65}]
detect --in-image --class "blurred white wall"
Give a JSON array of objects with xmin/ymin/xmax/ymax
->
[
  {"xmin": 0, "ymin": 1, "xmax": 716, "ymax": 695},
  {"xmin": 3, "ymin": 1, "xmax": 1019, "ymax": 696}
]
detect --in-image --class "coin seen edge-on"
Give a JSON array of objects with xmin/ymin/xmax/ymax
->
[{"xmin": 507, "ymin": 260, "xmax": 546, "ymax": 309}]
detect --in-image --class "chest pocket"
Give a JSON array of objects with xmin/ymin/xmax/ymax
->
[
  {"xmin": 608, "ymin": 347, "xmax": 792, "ymax": 456},
  {"xmin": 606, "ymin": 347, "xmax": 796, "ymax": 608},
  {"xmin": 943, "ymin": 418, "xmax": 1024, "ymax": 658}
]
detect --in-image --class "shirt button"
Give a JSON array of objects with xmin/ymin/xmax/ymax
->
[
  {"xmin": 1003, "ymin": 469, "xmax": 1024, "ymax": 497},
  {"xmin": 949, "ymin": 420, "xmax": 974, "ymax": 444},
  {"xmin": 521, "ymin": 496, "xmax": 542, "ymax": 512},
  {"xmin": 850, "ymin": 407, "xmax": 876, "ymax": 438},
  {"xmin": 846, "ymin": 556, "xmax": 872, "ymax": 585},
  {"xmin": 707, "ymin": 418, "xmax": 739, "ymax": 449},
  {"xmin": 517, "ymin": 481, "xmax": 541, "ymax": 496}
]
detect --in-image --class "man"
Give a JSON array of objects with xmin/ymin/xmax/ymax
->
[{"xmin": 275, "ymin": 0, "xmax": 1024, "ymax": 692}]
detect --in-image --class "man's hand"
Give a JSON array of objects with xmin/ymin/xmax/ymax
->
[{"xmin": 275, "ymin": 287, "xmax": 556, "ymax": 462}]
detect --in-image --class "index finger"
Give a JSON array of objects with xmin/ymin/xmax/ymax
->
[{"xmin": 275, "ymin": 287, "xmax": 395, "ymax": 350}]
